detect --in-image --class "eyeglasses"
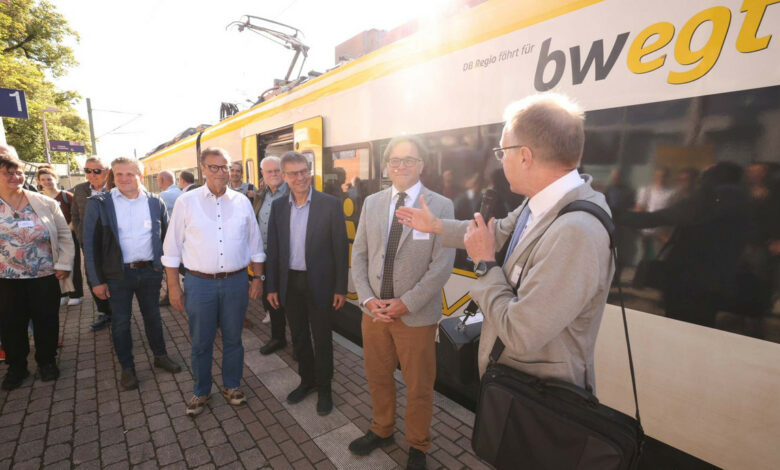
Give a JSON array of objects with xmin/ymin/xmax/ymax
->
[
  {"xmin": 493, "ymin": 145, "xmax": 525, "ymax": 161},
  {"xmin": 84, "ymin": 168, "xmax": 104, "ymax": 175},
  {"xmin": 206, "ymin": 164, "xmax": 229, "ymax": 173},
  {"xmin": 387, "ymin": 157, "xmax": 422, "ymax": 168},
  {"xmin": 284, "ymin": 169, "xmax": 310, "ymax": 179}
]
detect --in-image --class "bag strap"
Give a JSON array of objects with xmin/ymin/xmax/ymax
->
[{"xmin": 488, "ymin": 200, "xmax": 641, "ymax": 426}]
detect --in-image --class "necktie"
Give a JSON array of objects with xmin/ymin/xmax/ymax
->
[
  {"xmin": 380, "ymin": 192, "xmax": 407, "ymax": 299},
  {"xmin": 503, "ymin": 204, "xmax": 531, "ymax": 265}
]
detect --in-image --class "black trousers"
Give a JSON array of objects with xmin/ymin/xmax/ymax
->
[
  {"xmin": 285, "ymin": 270, "xmax": 333, "ymax": 389},
  {"xmin": 0, "ymin": 275, "xmax": 61, "ymax": 372},
  {"xmin": 80, "ymin": 243, "xmax": 112, "ymax": 316},
  {"xmin": 262, "ymin": 278, "xmax": 286, "ymax": 341}
]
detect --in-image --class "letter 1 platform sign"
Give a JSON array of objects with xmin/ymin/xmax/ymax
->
[
  {"xmin": 0, "ymin": 88, "xmax": 29, "ymax": 119},
  {"xmin": 49, "ymin": 140, "xmax": 86, "ymax": 153}
]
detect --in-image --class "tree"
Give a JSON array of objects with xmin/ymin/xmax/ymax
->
[{"xmin": 1, "ymin": 0, "xmax": 91, "ymax": 166}]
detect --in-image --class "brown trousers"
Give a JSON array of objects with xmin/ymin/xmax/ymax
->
[{"xmin": 361, "ymin": 313, "xmax": 437, "ymax": 452}]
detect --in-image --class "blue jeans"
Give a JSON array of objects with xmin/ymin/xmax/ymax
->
[
  {"xmin": 106, "ymin": 266, "xmax": 168, "ymax": 370},
  {"xmin": 184, "ymin": 271, "xmax": 248, "ymax": 397}
]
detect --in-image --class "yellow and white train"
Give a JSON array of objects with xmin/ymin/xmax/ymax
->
[{"xmin": 142, "ymin": 1, "xmax": 780, "ymax": 468}]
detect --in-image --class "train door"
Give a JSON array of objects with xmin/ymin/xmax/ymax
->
[
  {"xmin": 241, "ymin": 135, "xmax": 258, "ymax": 186},
  {"xmin": 293, "ymin": 116, "xmax": 322, "ymax": 190}
]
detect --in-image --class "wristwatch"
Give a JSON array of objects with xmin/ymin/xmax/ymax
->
[
  {"xmin": 258, "ymin": 274, "xmax": 266, "ymax": 281},
  {"xmin": 473, "ymin": 260, "xmax": 498, "ymax": 277}
]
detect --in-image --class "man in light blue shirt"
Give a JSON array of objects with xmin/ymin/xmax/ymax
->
[{"xmin": 157, "ymin": 170, "xmax": 182, "ymax": 217}]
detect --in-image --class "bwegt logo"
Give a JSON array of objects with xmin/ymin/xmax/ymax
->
[{"xmin": 534, "ymin": 0, "xmax": 778, "ymax": 91}]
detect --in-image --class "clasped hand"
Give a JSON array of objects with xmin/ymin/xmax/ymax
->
[{"xmin": 366, "ymin": 298, "xmax": 409, "ymax": 322}]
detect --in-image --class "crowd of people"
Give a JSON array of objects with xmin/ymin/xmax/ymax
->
[{"xmin": 1, "ymin": 92, "xmax": 777, "ymax": 469}]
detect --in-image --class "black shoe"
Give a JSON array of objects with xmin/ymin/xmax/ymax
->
[
  {"xmin": 120, "ymin": 369, "xmax": 139, "ymax": 390},
  {"xmin": 317, "ymin": 389, "xmax": 333, "ymax": 416},
  {"xmin": 1, "ymin": 369, "xmax": 30, "ymax": 391},
  {"xmin": 348, "ymin": 430, "xmax": 394, "ymax": 456},
  {"xmin": 259, "ymin": 338, "xmax": 286, "ymax": 355},
  {"xmin": 90, "ymin": 314, "xmax": 110, "ymax": 331},
  {"xmin": 39, "ymin": 363, "xmax": 60, "ymax": 382},
  {"xmin": 286, "ymin": 383, "xmax": 316, "ymax": 404},
  {"xmin": 154, "ymin": 355, "xmax": 182, "ymax": 373},
  {"xmin": 407, "ymin": 448, "xmax": 427, "ymax": 470}
]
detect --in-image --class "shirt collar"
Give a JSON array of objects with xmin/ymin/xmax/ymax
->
[
  {"xmin": 391, "ymin": 180, "xmax": 422, "ymax": 204},
  {"xmin": 289, "ymin": 186, "xmax": 313, "ymax": 207},
  {"xmin": 111, "ymin": 187, "xmax": 146, "ymax": 201},
  {"xmin": 201, "ymin": 185, "xmax": 237, "ymax": 200},
  {"xmin": 266, "ymin": 182, "xmax": 287, "ymax": 196},
  {"xmin": 528, "ymin": 169, "xmax": 583, "ymax": 219}
]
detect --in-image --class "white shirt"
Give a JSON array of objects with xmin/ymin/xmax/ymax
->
[
  {"xmin": 519, "ymin": 169, "xmax": 584, "ymax": 244},
  {"xmin": 111, "ymin": 188, "xmax": 154, "ymax": 263},
  {"xmin": 162, "ymin": 185, "xmax": 266, "ymax": 273},
  {"xmin": 388, "ymin": 180, "xmax": 422, "ymax": 237}
]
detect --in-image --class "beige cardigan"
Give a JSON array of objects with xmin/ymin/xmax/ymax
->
[{"xmin": 23, "ymin": 190, "xmax": 76, "ymax": 292}]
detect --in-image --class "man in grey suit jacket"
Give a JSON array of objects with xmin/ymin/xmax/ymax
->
[
  {"xmin": 350, "ymin": 136, "xmax": 455, "ymax": 470},
  {"xmin": 397, "ymin": 94, "xmax": 614, "ymax": 394}
]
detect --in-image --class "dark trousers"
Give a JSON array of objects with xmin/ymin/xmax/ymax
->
[
  {"xmin": 285, "ymin": 270, "xmax": 333, "ymax": 389},
  {"xmin": 0, "ymin": 275, "xmax": 60, "ymax": 373},
  {"xmin": 81, "ymin": 243, "xmax": 112, "ymax": 316},
  {"xmin": 105, "ymin": 266, "xmax": 168, "ymax": 370},
  {"xmin": 262, "ymin": 278, "xmax": 286, "ymax": 341},
  {"xmin": 62, "ymin": 231, "xmax": 83, "ymax": 299}
]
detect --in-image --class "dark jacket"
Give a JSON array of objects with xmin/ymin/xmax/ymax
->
[
  {"xmin": 70, "ymin": 181, "xmax": 94, "ymax": 244},
  {"xmin": 266, "ymin": 189, "xmax": 348, "ymax": 308},
  {"xmin": 82, "ymin": 189, "xmax": 168, "ymax": 286}
]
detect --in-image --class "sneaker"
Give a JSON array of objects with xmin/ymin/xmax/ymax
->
[
  {"xmin": 59, "ymin": 297, "xmax": 68, "ymax": 307},
  {"xmin": 1, "ymin": 369, "xmax": 30, "ymax": 391},
  {"xmin": 185, "ymin": 395, "xmax": 209, "ymax": 416},
  {"xmin": 222, "ymin": 387, "xmax": 246, "ymax": 406},
  {"xmin": 407, "ymin": 447, "xmax": 427, "ymax": 470},
  {"xmin": 286, "ymin": 383, "xmax": 316, "ymax": 404},
  {"xmin": 67, "ymin": 298, "xmax": 82, "ymax": 306},
  {"xmin": 90, "ymin": 313, "xmax": 110, "ymax": 331},
  {"xmin": 262, "ymin": 313, "xmax": 271, "ymax": 324},
  {"xmin": 39, "ymin": 363, "xmax": 60, "ymax": 382},
  {"xmin": 348, "ymin": 430, "xmax": 394, "ymax": 456}
]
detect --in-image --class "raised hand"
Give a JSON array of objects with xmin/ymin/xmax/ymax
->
[{"xmin": 395, "ymin": 194, "xmax": 442, "ymax": 234}]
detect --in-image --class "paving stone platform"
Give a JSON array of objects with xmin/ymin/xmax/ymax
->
[{"xmin": 0, "ymin": 284, "xmax": 490, "ymax": 469}]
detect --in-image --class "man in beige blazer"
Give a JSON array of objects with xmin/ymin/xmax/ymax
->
[
  {"xmin": 397, "ymin": 94, "xmax": 614, "ymax": 393},
  {"xmin": 350, "ymin": 136, "xmax": 455, "ymax": 470}
]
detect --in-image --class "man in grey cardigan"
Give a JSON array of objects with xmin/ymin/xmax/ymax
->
[
  {"xmin": 397, "ymin": 94, "xmax": 614, "ymax": 394},
  {"xmin": 350, "ymin": 136, "xmax": 455, "ymax": 470}
]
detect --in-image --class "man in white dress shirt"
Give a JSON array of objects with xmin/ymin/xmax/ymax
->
[
  {"xmin": 83, "ymin": 157, "xmax": 182, "ymax": 391},
  {"xmin": 163, "ymin": 147, "xmax": 265, "ymax": 416}
]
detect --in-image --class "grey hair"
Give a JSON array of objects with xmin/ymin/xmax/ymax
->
[
  {"xmin": 111, "ymin": 156, "xmax": 144, "ymax": 175},
  {"xmin": 503, "ymin": 93, "xmax": 584, "ymax": 168},
  {"xmin": 261, "ymin": 155, "xmax": 281, "ymax": 170},
  {"xmin": 85, "ymin": 156, "xmax": 106, "ymax": 167},
  {"xmin": 230, "ymin": 161, "xmax": 243, "ymax": 171},
  {"xmin": 0, "ymin": 144, "xmax": 19, "ymax": 159},
  {"xmin": 382, "ymin": 135, "xmax": 428, "ymax": 164},
  {"xmin": 280, "ymin": 151, "xmax": 309, "ymax": 171}
]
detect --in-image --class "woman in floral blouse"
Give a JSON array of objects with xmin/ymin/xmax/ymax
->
[{"xmin": 0, "ymin": 150, "xmax": 74, "ymax": 391}]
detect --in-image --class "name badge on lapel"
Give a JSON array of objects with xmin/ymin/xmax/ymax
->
[
  {"xmin": 144, "ymin": 220, "xmax": 152, "ymax": 229},
  {"xmin": 413, "ymin": 230, "xmax": 430, "ymax": 240}
]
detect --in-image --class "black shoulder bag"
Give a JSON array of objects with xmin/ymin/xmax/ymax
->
[{"xmin": 471, "ymin": 200, "xmax": 644, "ymax": 470}]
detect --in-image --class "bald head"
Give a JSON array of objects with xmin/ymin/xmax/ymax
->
[
  {"xmin": 157, "ymin": 170, "xmax": 175, "ymax": 190},
  {"xmin": 504, "ymin": 93, "xmax": 584, "ymax": 168}
]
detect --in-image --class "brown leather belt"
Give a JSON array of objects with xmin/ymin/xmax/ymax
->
[
  {"xmin": 186, "ymin": 268, "xmax": 246, "ymax": 279},
  {"xmin": 124, "ymin": 260, "xmax": 153, "ymax": 269}
]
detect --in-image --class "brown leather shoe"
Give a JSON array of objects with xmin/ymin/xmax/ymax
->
[
  {"xmin": 154, "ymin": 355, "xmax": 182, "ymax": 373},
  {"xmin": 120, "ymin": 369, "xmax": 139, "ymax": 390}
]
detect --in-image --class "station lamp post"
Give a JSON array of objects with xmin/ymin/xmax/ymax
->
[{"xmin": 42, "ymin": 106, "xmax": 61, "ymax": 164}]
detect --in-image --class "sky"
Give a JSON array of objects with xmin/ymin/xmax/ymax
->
[{"xmin": 53, "ymin": 0, "xmax": 452, "ymax": 159}]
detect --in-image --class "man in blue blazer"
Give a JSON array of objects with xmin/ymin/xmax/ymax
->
[
  {"xmin": 83, "ymin": 157, "xmax": 181, "ymax": 390},
  {"xmin": 266, "ymin": 151, "xmax": 348, "ymax": 416}
]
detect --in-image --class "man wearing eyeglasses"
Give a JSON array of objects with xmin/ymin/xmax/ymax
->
[
  {"xmin": 349, "ymin": 136, "xmax": 455, "ymax": 470},
  {"xmin": 70, "ymin": 156, "xmax": 113, "ymax": 330},
  {"xmin": 265, "ymin": 151, "xmax": 348, "ymax": 417},
  {"xmin": 397, "ymin": 94, "xmax": 614, "ymax": 396},
  {"xmin": 162, "ymin": 147, "xmax": 265, "ymax": 416}
]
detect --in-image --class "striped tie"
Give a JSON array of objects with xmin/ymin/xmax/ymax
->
[{"xmin": 380, "ymin": 192, "xmax": 407, "ymax": 299}]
